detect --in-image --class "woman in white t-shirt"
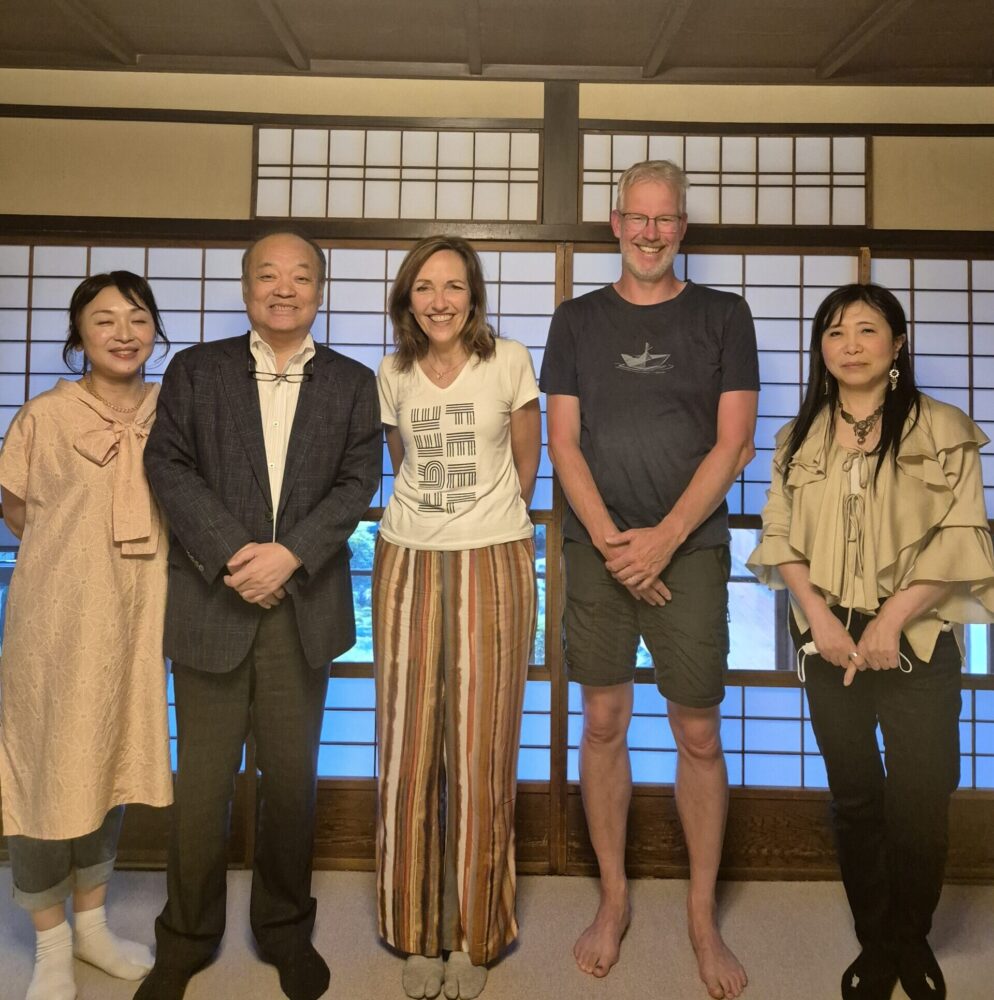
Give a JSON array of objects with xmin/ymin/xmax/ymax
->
[{"xmin": 373, "ymin": 236, "xmax": 541, "ymax": 1000}]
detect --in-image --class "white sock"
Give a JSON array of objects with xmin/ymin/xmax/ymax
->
[
  {"xmin": 73, "ymin": 904, "xmax": 153, "ymax": 980},
  {"xmin": 403, "ymin": 955, "xmax": 444, "ymax": 999},
  {"xmin": 443, "ymin": 952, "xmax": 488, "ymax": 1000},
  {"xmin": 27, "ymin": 921, "xmax": 76, "ymax": 1000}
]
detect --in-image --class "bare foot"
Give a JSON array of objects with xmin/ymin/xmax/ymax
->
[
  {"xmin": 573, "ymin": 887, "xmax": 632, "ymax": 978},
  {"xmin": 688, "ymin": 901, "xmax": 747, "ymax": 999}
]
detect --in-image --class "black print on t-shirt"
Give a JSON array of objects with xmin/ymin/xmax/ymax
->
[{"xmin": 411, "ymin": 401, "xmax": 478, "ymax": 514}]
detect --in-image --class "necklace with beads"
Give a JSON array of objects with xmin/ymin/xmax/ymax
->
[
  {"xmin": 83, "ymin": 374, "xmax": 146, "ymax": 414},
  {"xmin": 424, "ymin": 354, "xmax": 468, "ymax": 384},
  {"xmin": 839, "ymin": 402, "xmax": 884, "ymax": 447}
]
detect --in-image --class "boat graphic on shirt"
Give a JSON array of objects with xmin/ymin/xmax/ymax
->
[{"xmin": 616, "ymin": 342, "xmax": 673, "ymax": 374}]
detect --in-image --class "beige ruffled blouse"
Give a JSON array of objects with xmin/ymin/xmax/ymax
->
[{"xmin": 747, "ymin": 394, "xmax": 994, "ymax": 661}]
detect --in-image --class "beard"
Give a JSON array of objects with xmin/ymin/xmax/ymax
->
[{"xmin": 619, "ymin": 239, "xmax": 680, "ymax": 283}]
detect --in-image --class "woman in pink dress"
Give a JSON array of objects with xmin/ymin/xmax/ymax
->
[{"xmin": 0, "ymin": 271, "xmax": 173, "ymax": 1000}]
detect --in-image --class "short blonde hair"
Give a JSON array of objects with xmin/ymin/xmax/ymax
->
[{"xmin": 615, "ymin": 160, "xmax": 689, "ymax": 215}]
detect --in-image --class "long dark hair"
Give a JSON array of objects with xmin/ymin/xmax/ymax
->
[
  {"xmin": 387, "ymin": 235, "xmax": 496, "ymax": 373},
  {"xmin": 781, "ymin": 283, "xmax": 920, "ymax": 486},
  {"xmin": 63, "ymin": 271, "xmax": 169, "ymax": 373}
]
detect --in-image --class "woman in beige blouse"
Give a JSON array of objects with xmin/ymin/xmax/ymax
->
[
  {"xmin": 0, "ymin": 272, "xmax": 172, "ymax": 1000},
  {"xmin": 748, "ymin": 283, "xmax": 994, "ymax": 1000}
]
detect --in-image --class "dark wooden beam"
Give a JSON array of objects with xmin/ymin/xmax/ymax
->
[
  {"xmin": 464, "ymin": 0, "xmax": 483, "ymax": 76},
  {"xmin": 3, "ymin": 216, "xmax": 994, "ymax": 257},
  {"xmin": 253, "ymin": 0, "xmax": 309, "ymax": 71},
  {"xmin": 541, "ymin": 81, "xmax": 580, "ymax": 226},
  {"xmin": 50, "ymin": 0, "xmax": 136, "ymax": 65},
  {"xmin": 816, "ymin": 0, "xmax": 917, "ymax": 80},
  {"xmin": 642, "ymin": 0, "xmax": 696, "ymax": 79}
]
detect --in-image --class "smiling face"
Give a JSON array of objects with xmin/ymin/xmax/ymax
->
[
  {"xmin": 77, "ymin": 285, "xmax": 156, "ymax": 382},
  {"xmin": 242, "ymin": 233, "xmax": 324, "ymax": 345},
  {"xmin": 821, "ymin": 300, "xmax": 905, "ymax": 396},
  {"xmin": 611, "ymin": 179, "xmax": 688, "ymax": 285},
  {"xmin": 408, "ymin": 249, "xmax": 472, "ymax": 353}
]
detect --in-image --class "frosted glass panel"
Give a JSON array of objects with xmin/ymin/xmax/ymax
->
[
  {"xmin": 686, "ymin": 185, "xmax": 719, "ymax": 224},
  {"xmin": 722, "ymin": 136, "xmax": 757, "ymax": 172},
  {"xmin": 400, "ymin": 181, "xmax": 436, "ymax": 219},
  {"xmin": 256, "ymin": 179, "xmax": 290, "ymax": 217},
  {"xmin": 0, "ymin": 247, "xmax": 30, "ymax": 274},
  {"xmin": 685, "ymin": 135, "xmax": 720, "ymax": 171},
  {"xmin": 915, "ymin": 258, "xmax": 969, "ymax": 290},
  {"xmin": 583, "ymin": 131, "xmax": 866, "ymax": 225},
  {"xmin": 722, "ymin": 187, "xmax": 755, "ymax": 224},
  {"xmin": 293, "ymin": 129, "xmax": 328, "ymax": 164},
  {"xmin": 90, "ymin": 247, "xmax": 146, "ymax": 274},
  {"xmin": 795, "ymin": 187, "xmax": 830, "ymax": 224},
  {"xmin": 257, "ymin": 127, "xmax": 539, "ymax": 221},
  {"xmin": 291, "ymin": 180, "xmax": 326, "ymax": 217},
  {"xmin": 34, "ymin": 247, "xmax": 87, "ymax": 276},
  {"xmin": 258, "ymin": 128, "xmax": 292, "ymax": 163},
  {"xmin": 473, "ymin": 183, "xmax": 508, "ymax": 220},
  {"xmin": 328, "ymin": 180, "xmax": 363, "ymax": 217},
  {"xmin": 757, "ymin": 187, "xmax": 793, "ymax": 224}
]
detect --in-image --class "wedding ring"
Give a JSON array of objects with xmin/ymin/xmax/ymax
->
[{"xmin": 848, "ymin": 651, "xmax": 860, "ymax": 660}]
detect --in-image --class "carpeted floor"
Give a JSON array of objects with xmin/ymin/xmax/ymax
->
[{"xmin": 1, "ymin": 867, "xmax": 992, "ymax": 999}]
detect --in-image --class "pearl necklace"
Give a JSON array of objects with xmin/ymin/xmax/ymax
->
[
  {"xmin": 839, "ymin": 402, "xmax": 884, "ymax": 447},
  {"xmin": 83, "ymin": 375, "xmax": 146, "ymax": 414}
]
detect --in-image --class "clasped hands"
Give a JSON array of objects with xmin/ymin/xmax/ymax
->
[
  {"xmin": 601, "ymin": 524, "xmax": 676, "ymax": 608},
  {"xmin": 807, "ymin": 606, "xmax": 904, "ymax": 686},
  {"xmin": 223, "ymin": 542, "xmax": 301, "ymax": 609}
]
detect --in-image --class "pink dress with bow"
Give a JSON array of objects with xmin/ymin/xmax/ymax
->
[{"xmin": 0, "ymin": 379, "xmax": 172, "ymax": 839}]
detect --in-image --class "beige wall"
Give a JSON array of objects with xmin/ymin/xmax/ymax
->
[
  {"xmin": 0, "ymin": 119, "xmax": 252, "ymax": 219},
  {"xmin": 0, "ymin": 69, "xmax": 543, "ymax": 119},
  {"xmin": 873, "ymin": 137, "xmax": 994, "ymax": 231},
  {"xmin": 580, "ymin": 83, "xmax": 994, "ymax": 126},
  {"xmin": 1, "ymin": 72, "xmax": 992, "ymax": 230}
]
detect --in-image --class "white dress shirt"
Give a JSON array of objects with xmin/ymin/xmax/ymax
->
[{"xmin": 249, "ymin": 330, "xmax": 316, "ymax": 535}]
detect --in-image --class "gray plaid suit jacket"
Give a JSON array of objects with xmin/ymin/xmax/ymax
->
[{"xmin": 144, "ymin": 333, "xmax": 381, "ymax": 672}]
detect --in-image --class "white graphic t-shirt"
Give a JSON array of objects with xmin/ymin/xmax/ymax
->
[{"xmin": 377, "ymin": 337, "xmax": 538, "ymax": 551}]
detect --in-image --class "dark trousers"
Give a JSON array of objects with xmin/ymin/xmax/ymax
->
[
  {"xmin": 154, "ymin": 599, "xmax": 330, "ymax": 973},
  {"xmin": 796, "ymin": 609, "xmax": 961, "ymax": 951}
]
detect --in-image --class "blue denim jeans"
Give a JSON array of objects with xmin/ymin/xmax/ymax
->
[{"xmin": 8, "ymin": 805, "xmax": 125, "ymax": 911}]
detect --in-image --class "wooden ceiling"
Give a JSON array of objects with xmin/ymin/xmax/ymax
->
[{"xmin": 2, "ymin": 0, "xmax": 992, "ymax": 85}]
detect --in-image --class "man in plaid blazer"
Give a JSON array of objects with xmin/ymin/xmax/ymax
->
[{"xmin": 139, "ymin": 231, "xmax": 380, "ymax": 1000}]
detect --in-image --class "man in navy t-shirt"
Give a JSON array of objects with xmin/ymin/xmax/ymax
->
[{"xmin": 541, "ymin": 160, "xmax": 759, "ymax": 1000}]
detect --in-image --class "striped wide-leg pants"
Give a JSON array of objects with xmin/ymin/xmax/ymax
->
[{"xmin": 372, "ymin": 536, "xmax": 536, "ymax": 965}]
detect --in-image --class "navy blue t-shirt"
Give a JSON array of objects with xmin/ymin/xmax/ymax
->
[{"xmin": 539, "ymin": 280, "xmax": 759, "ymax": 553}]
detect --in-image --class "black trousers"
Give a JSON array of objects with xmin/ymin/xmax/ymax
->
[
  {"xmin": 153, "ymin": 598, "xmax": 330, "ymax": 973},
  {"xmin": 795, "ymin": 609, "xmax": 961, "ymax": 951}
]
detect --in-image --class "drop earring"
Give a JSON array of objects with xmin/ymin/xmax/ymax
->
[{"xmin": 889, "ymin": 366, "xmax": 899, "ymax": 392}]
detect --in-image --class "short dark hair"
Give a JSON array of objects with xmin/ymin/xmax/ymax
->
[
  {"xmin": 63, "ymin": 271, "xmax": 169, "ymax": 373},
  {"xmin": 241, "ymin": 229, "xmax": 327, "ymax": 286},
  {"xmin": 387, "ymin": 235, "xmax": 496, "ymax": 373},
  {"xmin": 781, "ymin": 282, "xmax": 919, "ymax": 486}
]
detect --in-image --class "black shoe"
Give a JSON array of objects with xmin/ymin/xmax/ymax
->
[
  {"xmin": 841, "ymin": 948, "xmax": 898, "ymax": 1000},
  {"xmin": 898, "ymin": 940, "xmax": 946, "ymax": 1000},
  {"xmin": 132, "ymin": 964, "xmax": 194, "ymax": 1000},
  {"xmin": 262, "ymin": 941, "xmax": 330, "ymax": 1000}
]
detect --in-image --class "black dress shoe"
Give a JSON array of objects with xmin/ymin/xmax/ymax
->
[
  {"xmin": 132, "ymin": 964, "xmax": 194, "ymax": 1000},
  {"xmin": 841, "ymin": 948, "xmax": 898, "ymax": 1000},
  {"xmin": 262, "ymin": 941, "xmax": 330, "ymax": 1000},
  {"xmin": 898, "ymin": 940, "xmax": 946, "ymax": 1000}
]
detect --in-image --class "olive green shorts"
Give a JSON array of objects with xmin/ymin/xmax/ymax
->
[{"xmin": 562, "ymin": 539, "xmax": 730, "ymax": 708}]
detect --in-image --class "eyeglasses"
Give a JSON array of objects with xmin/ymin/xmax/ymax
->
[
  {"xmin": 248, "ymin": 360, "xmax": 313, "ymax": 384},
  {"xmin": 618, "ymin": 212, "xmax": 684, "ymax": 232}
]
